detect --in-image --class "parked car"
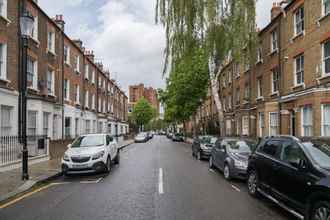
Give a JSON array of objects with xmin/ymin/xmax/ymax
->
[
  {"xmin": 192, "ymin": 136, "xmax": 217, "ymax": 160},
  {"xmin": 167, "ymin": 133, "xmax": 173, "ymax": 139},
  {"xmin": 134, "ymin": 132, "xmax": 149, "ymax": 143},
  {"xmin": 209, "ymin": 138, "xmax": 257, "ymax": 180},
  {"xmin": 247, "ymin": 136, "xmax": 330, "ymax": 220},
  {"xmin": 61, "ymin": 134, "xmax": 119, "ymax": 175},
  {"xmin": 172, "ymin": 133, "xmax": 184, "ymax": 142}
]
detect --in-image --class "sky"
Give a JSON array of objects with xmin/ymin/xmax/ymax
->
[{"xmin": 39, "ymin": 0, "xmax": 275, "ymax": 95}]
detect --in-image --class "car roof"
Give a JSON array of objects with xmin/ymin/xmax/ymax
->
[{"xmin": 81, "ymin": 133, "xmax": 107, "ymax": 137}]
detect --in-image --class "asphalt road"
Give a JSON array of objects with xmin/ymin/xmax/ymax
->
[{"xmin": 0, "ymin": 136, "xmax": 296, "ymax": 220}]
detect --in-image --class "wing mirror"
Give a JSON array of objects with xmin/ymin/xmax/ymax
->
[
  {"xmin": 67, "ymin": 144, "xmax": 72, "ymax": 149},
  {"xmin": 290, "ymin": 159, "xmax": 307, "ymax": 170}
]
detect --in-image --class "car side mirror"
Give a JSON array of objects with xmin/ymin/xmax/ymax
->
[
  {"xmin": 290, "ymin": 159, "xmax": 307, "ymax": 170},
  {"xmin": 67, "ymin": 144, "xmax": 72, "ymax": 149}
]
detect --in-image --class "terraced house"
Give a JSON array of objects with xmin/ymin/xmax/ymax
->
[
  {"xmin": 0, "ymin": 0, "xmax": 129, "ymax": 139},
  {"xmin": 195, "ymin": 0, "xmax": 330, "ymax": 138}
]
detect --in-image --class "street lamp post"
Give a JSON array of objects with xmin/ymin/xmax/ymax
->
[{"xmin": 19, "ymin": 12, "xmax": 34, "ymax": 180}]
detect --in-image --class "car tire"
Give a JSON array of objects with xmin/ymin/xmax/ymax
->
[
  {"xmin": 197, "ymin": 151, "xmax": 202, "ymax": 160},
  {"xmin": 114, "ymin": 150, "xmax": 120, "ymax": 165},
  {"xmin": 224, "ymin": 164, "xmax": 231, "ymax": 180},
  {"xmin": 105, "ymin": 156, "xmax": 111, "ymax": 173},
  {"xmin": 310, "ymin": 201, "xmax": 330, "ymax": 220},
  {"xmin": 247, "ymin": 170, "xmax": 259, "ymax": 197},
  {"xmin": 209, "ymin": 156, "xmax": 215, "ymax": 169}
]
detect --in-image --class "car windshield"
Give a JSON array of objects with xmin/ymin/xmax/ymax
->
[
  {"xmin": 71, "ymin": 135, "xmax": 105, "ymax": 148},
  {"xmin": 199, "ymin": 136, "xmax": 215, "ymax": 144},
  {"xmin": 303, "ymin": 140, "xmax": 330, "ymax": 169},
  {"xmin": 138, "ymin": 133, "xmax": 146, "ymax": 137},
  {"xmin": 227, "ymin": 140, "xmax": 254, "ymax": 153}
]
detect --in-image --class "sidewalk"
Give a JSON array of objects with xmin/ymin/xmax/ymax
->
[{"xmin": 0, "ymin": 139, "xmax": 133, "ymax": 203}]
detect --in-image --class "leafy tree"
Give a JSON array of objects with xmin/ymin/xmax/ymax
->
[
  {"xmin": 132, "ymin": 98, "xmax": 155, "ymax": 131},
  {"xmin": 156, "ymin": 0, "xmax": 257, "ymax": 135}
]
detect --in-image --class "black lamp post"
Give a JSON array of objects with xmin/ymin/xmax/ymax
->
[{"xmin": 19, "ymin": 12, "xmax": 34, "ymax": 181}]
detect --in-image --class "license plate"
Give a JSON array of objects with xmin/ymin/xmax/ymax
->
[{"xmin": 72, "ymin": 164, "xmax": 88, "ymax": 169}]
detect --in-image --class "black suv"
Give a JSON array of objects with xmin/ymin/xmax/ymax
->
[{"xmin": 247, "ymin": 136, "xmax": 330, "ymax": 220}]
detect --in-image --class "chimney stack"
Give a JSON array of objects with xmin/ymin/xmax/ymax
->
[
  {"xmin": 85, "ymin": 50, "xmax": 95, "ymax": 62},
  {"xmin": 271, "ymin": 2, "xmax": 282, "ymax": 20},
  {"xmin": 72, "ymin": 39, "xmax": 83, "ymax": 50},
  {"xmin": 54, "ymin": 15, "xmax": 65, "ymax": 31},
  {"xmin": 96, "ymin": 62, "xmax": 104, "ymax": 71}
]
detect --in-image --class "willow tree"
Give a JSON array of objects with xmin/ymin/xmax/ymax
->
[{"xmin": 156, "ymin": 0, "xmax": 257, "ymax": 135}]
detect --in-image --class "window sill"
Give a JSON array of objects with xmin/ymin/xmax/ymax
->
[
  {"xmin": 0, "ymin": 15, "xmax": 11, "ymax": 26},
  {"xmin": 235, "ymin": 75, "xmax": 240, "ymax": 79},
  {"xmin": 291, "ymin": 83, "xmax": 305, "ymax": 90},
  {"xmin": 64, "ymin": 98, "xmax": 71, "ymax": 102},
  {"xmin": 268, "ymin": 49, "xmax": 278, "ymax": 56},
  {"xmin": 270, "ymin": 91, "xmax": 279, "ymax": 97},
  {"xmin": 28, "ymin": 87, "xmax": 39, "ymax": 92},
  {"xmin": 48, "ymin": 94, "xmax": 56, "ymax": 98},
  {"xmin": 0, "ymin": 78, "xmax": 10, "ymax": 84},
  {"xmin": 256, "ymin": 60, "xmax": 263, "ymax": 65},
  {"xmin": 318, "ymin": 13, "xmax": 330, "ymax": 24},
  {"xmin": 75, "ymin": 70, "xmax": 80, "ymax": 74},
  {"xmin": 47, "ymin": 49, "xmax": 57, "ymax": 57},
  {"xmin": 256, "ymin": 96, "xmax": 264, "ymax": 101},
  {"xmin": 75, "ymin": 102, "xmax": 81, "ymax": 106},
  {"xmin": 65, "ymin": 62, "xmax": 71, "ymax": 67},
  {"xmin": 244, "ymin": 69, "xmax": 250, "ymax": 74},
  {"xmin": 317, "ymin": 73, "xmax": 330, "ymax": 81},
  {"xmin": 291, "ymin": 31, "xmax": 305, "ymax": 42},
  {"xmin": 31, "ymin": 38, "xmax": 40, "ymax": 47}
]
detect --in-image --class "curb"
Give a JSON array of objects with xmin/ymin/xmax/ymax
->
[
  {"xmin": 119, "ymin": 140, "xmax": 134, "ymax": 150},
  {"xmin": 0, "ymin": 170, "xmax": 62, "ymax": 204}
]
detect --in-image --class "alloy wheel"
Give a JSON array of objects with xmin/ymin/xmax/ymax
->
[
  {"xmin": 313, "ymin": 206, "xmax": 330, "ymax": 220},
  {"xmin": 224, "ymin": 165, "xmax": 230, "ymax": 180},
  {"xmin": 248, "ymin": 172, "xmax": 257, "ymax": 195}
]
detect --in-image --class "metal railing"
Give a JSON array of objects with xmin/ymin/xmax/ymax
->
[{"xmin": 0, "ymin": 135, "xmax": 48, "ymax": 167}]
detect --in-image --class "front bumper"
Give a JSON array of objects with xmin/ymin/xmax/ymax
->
[
  {"xmin": 61, "ymin": 159, "xmax": 106, "ymax": 174},
  {"xmin": 200, "ymin": 149, "xmax": 212, "ymax": 158},
  {"xmin": 135, "ymin": 139, "xmax": 147, "ymax": 143}
]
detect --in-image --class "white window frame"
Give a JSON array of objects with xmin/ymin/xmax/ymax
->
[
  {"xmin": 92, "ymin": 70, "xmax": 95, "ymax": 84},
  {"xmin": 85, "ymin": 64, "xmax": 89, "ymax": 80},
  {"xmin": 64, "ymin": 45, "xmax": 70, "ymax": 65},
  {"xmin": 271, "ymin": 68, "xmax": 280, "ymax": 94},
  {"xmin": 85, "ymin": 90, "xmax": 89, "ymax": 108},
  {"xmin": 98, "ymin": 98, "xmax": 101, "ymax": 112},
  {"xmin": 269, "ymin": 112, "xmax": 279, "ymax": 136},
  {"xmin": 32, "ymin": 16, "xmax": 38, "ymax": 42},
  {"xmin": 43, "ymin": 112, "xmax": 50, "ymax": 137},
  {"xmin": 98, "ymin": 76, "xmax": 102, "ymax": 88},
  {"xmin": 0, "ymin": 43, "xmax": 7, "ymax": 80},
  {"xmin": 271, "ymin": 30, "xmax": 278, "ymax": 53},
  {"xmin": 46, "ymin": 69, "xmax": 55, "ymax": 95},
  {"xmin": 0, "ymin": 0, "xmax": 8, "ymax": 19},
  {"xmin": 47, "ymin": 30, "xmax": 55, "ymax": 54},
  {"xmin": 75, "ymin": 55, "xmax": 80, "ymax": 73},
  {"xmin": 27, "ymin": 57, "xmax": 38, "ymax": 90},
  {"xmin": 257, "ymin": 47, "xmax": 263, "ymax": 63},
  {"xmin": 92, "ymin": 94, "xmax": 95, "ymax": 110},
  {"xmin": 322, "ymin": 40, "xmax": 330, "ymax": 76},
  {"xmin": 301, "ymin": 106, "xmax": 313, "ymax": 137},
  {"xmin": 103, "ymin": 100, "xmax": 106, "ymax": 113},
  {"xmin": 322, "ymin": 0, "xmax": 330, "ymax": 16},
  {"xmin": 294, "ymin": 54, "xmax": 304, "ymax": 86},
  {"xmin": 64, "ymin": 79, "xmax": 70, "ymax": 101},
  {"xmin": 27, "ymin": 111, "xmax": 37, "ymax": 136},
  {"xmin": 257, "ymin": 78, "xmax": 263, "ymax": 98},
  {"xmin": 294, "ymin": 7, "xmax": 304, "ymax": 37},
  {"xmin": 321, "ymin": 104, "xmax": 330, "ymax": 136},
  {"xmin": 242, "ymin": 116, "xmax": 249, "ymax": 136},
  {"xmin": 75, "ymin": 85, "xmax": 80, "ymax": 104}
]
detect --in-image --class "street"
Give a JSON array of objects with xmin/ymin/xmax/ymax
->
[{"xmin": 0, "ymin": 136, "xmax": 295, "ymax": 220}]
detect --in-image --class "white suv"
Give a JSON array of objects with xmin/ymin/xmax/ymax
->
[{"xmin": 61, "ymin": 134, "xmax": 119, "ymax": 175}]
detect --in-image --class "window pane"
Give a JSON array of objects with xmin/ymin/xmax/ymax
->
[
  {"xmin": 1, "ymin": 105, "xmax": 12, "ymax": 136},
  {"xmin": 324, "ymin": 105, "xmax": 330, "ymax": 136}
]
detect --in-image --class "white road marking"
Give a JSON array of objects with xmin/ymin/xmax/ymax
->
[
  {"xmin": 231, "ymin": 184, "xmax": 241, "ymax": 192},
  {"xmin": 80, "ymin": 177, "xmax": 103, "ymax": 184},
  {"xmin": 158, "ymin": 168, "xmax": 164, "ymax": 194}
]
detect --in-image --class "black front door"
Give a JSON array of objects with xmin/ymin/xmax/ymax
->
[{"xmin": 290, "ymin": 111, "xmax": 296, "ymax": 136}]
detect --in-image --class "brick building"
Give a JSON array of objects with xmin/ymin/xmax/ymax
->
[
  {"xmin": 128, "ymin": 83, "xmax": 160, "ymax": 114},
  {"xmin": 194, "ymin": 0, "xmax": 330, "ymax": 138},
  {"xmin": 0, "ymin": 0, "xmax": 129, "ymax": 139}
]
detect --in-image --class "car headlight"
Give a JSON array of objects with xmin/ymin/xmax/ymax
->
[
  {"xmin": 92, "ymin": 151, "xmax": 105, "ymax": 160},
  {"xmin": 234, "ymin": 159, "xmax": 248, "ymax": 170},
  {"xmin": 63, "ymin": 154, "xmax": 70, "ymax": 162}
]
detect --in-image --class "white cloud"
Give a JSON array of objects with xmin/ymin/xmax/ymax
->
[{"xmin": 39, "ymin": 0, "xmax": 275, "ymax": 93}]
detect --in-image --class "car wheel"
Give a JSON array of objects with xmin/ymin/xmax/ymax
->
[
  {"xmin": 209, "ymin": 156, "xmax": 215, "ymax": 169},
  {"xmin": 197, "ymin": 151, "xmax": 201, "ymax": 160},
  {"xmin": 247, "ymin": 170, "xmax": 259, "ymax": 197},
  {"xmin": 224, "ymin": 164, "xmax": 231, "ymax": 180},
  {"xmin": 114, "ymin": 151, "xmax": 120, "ymax": 165},
  {"xmin": 105, "ymin": 157, "xmax": 111, "ymax": 173},
  {"xmin": 311, "ymin": 201, "xmax": 330, "ymax": 220}
]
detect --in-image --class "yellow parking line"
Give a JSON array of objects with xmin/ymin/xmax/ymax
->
[{"xmin": 0, "ymin": 182, "xmax": 67, "ymax": 209}]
